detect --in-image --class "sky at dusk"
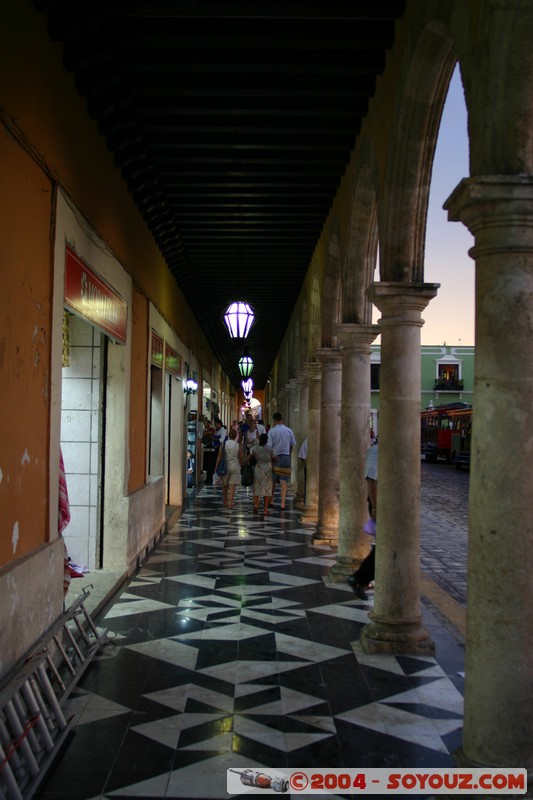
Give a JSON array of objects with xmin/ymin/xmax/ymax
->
[
  {"xmin": 371, "ymin": 67, "xmax": 475, "ymax": 346},
  {"xmin": 422, "ymin": 66, "xmax": 475, "ymax": 346}
]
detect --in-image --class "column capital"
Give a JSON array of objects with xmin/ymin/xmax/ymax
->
[
  {"xmin": 333, "ymin": 323, "xmax": 380, "ymax": 352},
  {"xmin": 315, "ymin": 347, "xmax": 342, "ymax": 367},
  {"xmin": 367, "ymin": 282, "xmax": 439, "ymax": 329},
  {"xmin": 302, "ymin": 360, "xmax": 321, "ymax": 381},
  {"xmin": 445, "ymin": 176, "xmax": 533, "ymax": 255},
  {"xmin": 445, "ymin": 175, "xmax": 533, "ymax": 222}
]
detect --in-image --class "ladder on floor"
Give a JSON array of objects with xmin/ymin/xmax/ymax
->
[{"xmin": 0, "ymin": 591, "xmax": 107, "ymax": 799}]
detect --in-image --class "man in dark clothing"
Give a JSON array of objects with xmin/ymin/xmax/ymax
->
[{"xmin": 348, "ymin": 443, "xmax": 378, "ymax": 600}]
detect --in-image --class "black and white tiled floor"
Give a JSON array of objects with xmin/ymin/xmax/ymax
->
[{"xmin": 38, "ymin": 485, "xmax": 465, "ymax": 799}]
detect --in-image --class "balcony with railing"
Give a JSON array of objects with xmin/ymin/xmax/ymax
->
[{"xmin": 434, "ymin": 378, "xmax": 464, "ymax": 391}]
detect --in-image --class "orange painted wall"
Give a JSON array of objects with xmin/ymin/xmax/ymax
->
[
  {"xmin": 0, "ymin": 1, "xmax": 240, "ymax": 570},
  {"xmin": 1, "ymin": 1, "xmax": 214, "ymax": 365},
  {"xmin": 128, "ymin": 288, "xmax": 149, "ymax": 493},
  {"xmin": 0, "ymin": 131, "xmax": 53, "ymax": 566}
]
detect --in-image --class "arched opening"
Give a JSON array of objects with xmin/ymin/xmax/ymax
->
[
  {"xmin": 321, "ymin": 234, "xmax": 342, "ymax": 348},
  {"xmin": 343, "ymin": 145, "xmax": 380, "ymax": 327},
  {"xmin": 424, "ymin": 65, "xmax": 474, "ymax": 347},
  {"xmin": 379, "ymin": 20, "xmax": 456, "ymax": 282}
]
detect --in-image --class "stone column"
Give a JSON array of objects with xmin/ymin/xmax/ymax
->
[
  {"xmin": 360, "ymin": 282, "xmax": 438, "ymax": 656},
  {"xmin": 330, "ymin": 324, "xmax": 380, "ymax": 581},
  {"xmin": 294, "ymin": 373, "xmax": 309, "ymax": 509},
  {"xmin": 288, "ymin": 378, "xmax": 300, "ymax": 494},
  {"xmin": 445, "ymin": 177, "xmax": 533, "ymax": 773},
  {"xmin": 265, "ymin": 395, "xmax": 275, "ymax": 425},
  {"xmin": 314, "ymin": 348, "xmax": 342, "ymax": 544},
  {"xmin": 273, "ymin": 387, "xmax": 288, "ymax": 422},
  {"xmin": 300, "ymin": 362, "xmax": 321, "ymax": 524}
]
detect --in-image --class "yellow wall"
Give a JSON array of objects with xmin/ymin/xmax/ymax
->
[{"xmin": 128, "ymin": 288, "xmax": 149, "ymax": 493}]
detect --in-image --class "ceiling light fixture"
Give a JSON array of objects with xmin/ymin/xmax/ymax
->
[
  {"xmin": 222, "ymin": 301, "xmax": 255, "ymax": 339},
  {"xmin": 238, "ymin": 347, "xmax": 254, "ymax": 378}
]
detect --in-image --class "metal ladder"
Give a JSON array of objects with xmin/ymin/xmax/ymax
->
[{"xmin": 0, "ymin": 591, "xmax": 107, "ymax": 799}]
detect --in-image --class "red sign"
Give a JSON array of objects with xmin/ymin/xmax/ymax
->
[
  {"xmin": 165, "ymin": 344, "xmax": 182, "ymax": 377},
  {"xmin": 64, "ymin": 246, "xmax": 128, "ymax": 343},
  {"xmin": 151, "ymin": 330, "xmax": 164, "ymax": 367}
]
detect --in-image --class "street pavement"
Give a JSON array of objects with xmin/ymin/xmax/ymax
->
[{"xmin": 420, "ymin": 458, "xmax": 469, "ymax": 607}]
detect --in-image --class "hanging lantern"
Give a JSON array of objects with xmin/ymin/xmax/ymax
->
[
  {"xmin": 241, "ymin": 378, "xmax": 253, "ymax": 394},
  {"xmin": 222, "ymin": 301, "xmax": 255, "ymax": 339},
  {"xmin": 238, "ymin": 347, "xmax": 254, "ymax": 378}
]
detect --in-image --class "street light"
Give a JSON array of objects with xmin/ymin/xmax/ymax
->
[
  {"xmin": 222, "ymin": 301, "xmax": 255, "ymax": 339},
  {"xmin": 238, "ymin": 347, "xmax": 254, "ymax": 378},
  {"xmin": 184, "ymin": 377, "xmax": 198, "ymax": 395}
]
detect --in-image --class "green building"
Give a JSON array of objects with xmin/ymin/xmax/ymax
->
[{"xmin": 370, "ymin": 345, "xmax": 474, "ymax": 435}]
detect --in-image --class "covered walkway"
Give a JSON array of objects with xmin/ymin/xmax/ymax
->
[{"xmin": 38, "ymin": 484, "xmax": 464, "ymax": 799}]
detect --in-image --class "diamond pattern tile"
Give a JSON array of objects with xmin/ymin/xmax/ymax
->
[{"xmin": 36, "ymin": 484, "xmax": 465, "ymax": 800}]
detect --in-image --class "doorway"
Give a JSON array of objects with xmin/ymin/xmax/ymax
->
[{"xmin": 60, "ymin": 313, "xmax": 107, "ymax": 570}]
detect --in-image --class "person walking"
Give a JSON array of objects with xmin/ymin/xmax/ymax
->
[
  {"xmin": 348, "ymin": 442, "xmax": 378, "ymax": 600},
  {"xmin": 200, "ymin": 418, "xmax": 217, "ymax": 485},
  {"xmin": 214, "ymin": 417, "xmax": 227, "ymax": 446},
  {"xmin": 249, "ymin": 433, "xmax": 274, "ymax": 514},
  {"xmin": 211, "ymin": 418, "xmax": 228, "ymax": 488},
  {"xmin": 298, "ymin": 438, "xmax": 308, "ymax": 504},
  {"xmin": 267, "ymin": 411, "xmax": 296, "ymax": 510},
  {"xmin": 215, "ymin": 428, "xmax": 241, "ymax": 510},
  {"xmin": 186, "ymin": 449, "xmax": 195, "ymax": 488}
]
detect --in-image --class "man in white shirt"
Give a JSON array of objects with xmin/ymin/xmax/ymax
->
[
  {"xmin": 214, "ymin": 418, "xmax": 227, "ymax": 445},
  {"xmin": 267, "ymin": 412, "xmax": 296, "ymax": 509},
  {"xmin": 212, "ymin": 418, "xmax": 228, "ymax": 484}
]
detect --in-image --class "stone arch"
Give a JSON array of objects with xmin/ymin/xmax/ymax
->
[
  {"xmin": 320, "ymin": 233, "xmax": 342, "ymax": 347},
  {"xmin": 308, "ymin": 269, "xmax": 321, "ymax": 359},
  {"xmin": 291, "ymin": 321, "xmax": 300, "ymax": 376},
  {"xmin": 343, "ymin": 138, "xmax": 380, "ymax": 325},
  {"xmin": 299, "ymin": 299, "xmax": 308, "ymax": 371},
  {"xmin": 379, "ymin": 19, "xmax": 457, "ymax": 282},
  {"xmin": 454, "ymin": 3, "xmax": 533, "ymax": 175},
  {"xmin": 287, "ymin": 326, "xmax": 297, "ymax": 378}
]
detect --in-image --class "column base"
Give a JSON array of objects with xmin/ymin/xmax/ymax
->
[
  {"xmin": 293, "ymin": 491, "xmax": 305, "ymax": 510},
  {"xmin": 300, "ymin": 504, "xmax": 318, "ymax": 524},
  {"xmin": 453, "ymin": 749, "xmax": 532, "ymax": 798},
  {"xmin": 360, "ymin": 619, "xmax": 435, "ymax": 656},
  {"xmin": 329, "ymin": 557, "xmax": 359, "ymax": 581},
  {"xmin": 313, "ymin": 525, "xmax": 338, "ymax": 546}
]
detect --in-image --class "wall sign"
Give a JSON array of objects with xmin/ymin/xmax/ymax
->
[
  {"xmin": 151, "ymin": 330, "xmax": 164, "ymax": 367},
  {"xmin": 64, "ymin": 245, "xmax": 127, "ymax": 343},
  {"xmin": 165, "ymin": 344, "xmax": 182, "ymax": 377}
]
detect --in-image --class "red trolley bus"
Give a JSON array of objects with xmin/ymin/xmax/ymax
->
[{"xmin": 421, "ymin": 402, "xmax": 472, "ymax": 468}]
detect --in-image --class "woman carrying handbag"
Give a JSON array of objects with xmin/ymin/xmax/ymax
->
[
  {"xmin": 248, "ymin": 433, "xmax": 274, "ymax": 513},
  {"xmin": 215, "ymin": 428, "xmax": 241, "ymax": 509}
]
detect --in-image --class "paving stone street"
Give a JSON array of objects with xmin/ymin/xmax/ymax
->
[{"xmin": 420, "ymin": 459, "xmax": 469, "ymax": 607}]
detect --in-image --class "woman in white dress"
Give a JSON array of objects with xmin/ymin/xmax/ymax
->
[
  {"xmin": 249, "ymin": 433, "xmax": 274, "ymax": 514},
  {"xmin": 215, "ymin": 428, "xmax": 241, "ymax": 509}
]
